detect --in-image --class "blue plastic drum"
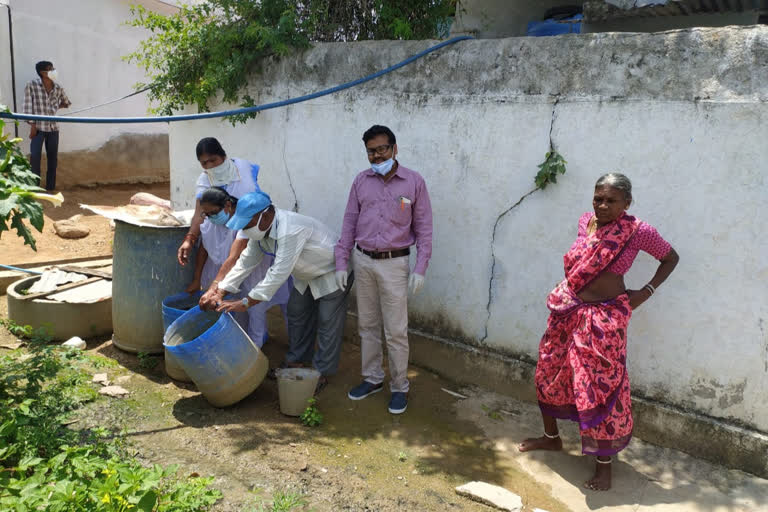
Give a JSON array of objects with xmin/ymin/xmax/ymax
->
[
  {"xmin": 163, "ymin": 306, "xmax": 269, "ymax": 407},
  {"xmin": 162, "ymin": 291, "xmax": 203, "ymax": 333}
]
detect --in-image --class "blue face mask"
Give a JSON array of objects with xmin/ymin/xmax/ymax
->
[
  {"xmin": 371, "ymin": 158, "xmax": 395, "ymax": 176},
  {"xmin": 207, "ymin": 209, "xmax": 230, "ymax": 225}
]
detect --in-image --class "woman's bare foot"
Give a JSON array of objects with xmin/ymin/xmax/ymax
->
[
  {"xmin": 584, "ymin": 458, "xmax": 612, "ymax": 491},
  {"xmin": 518, "ymin": 435, "xmax": 563, "ymax": 452}
]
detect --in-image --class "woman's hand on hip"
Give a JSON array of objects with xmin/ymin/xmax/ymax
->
[{"xmin": 626, "ymin": 288, "xmax": 652, "ymax": 310}]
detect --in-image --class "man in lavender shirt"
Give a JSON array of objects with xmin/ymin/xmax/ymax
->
[{"xmin": 335, "ymin": 125, "xmax": 433, "ymax": 414}]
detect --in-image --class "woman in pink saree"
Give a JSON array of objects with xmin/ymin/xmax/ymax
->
[{"xmin": 519, "ymin": 173, "xmax": 679, "ymax": 491}]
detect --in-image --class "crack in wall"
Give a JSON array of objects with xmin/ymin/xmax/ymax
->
[
  {"xmin": 480, "ymin": 96, "xmax": 561, "ymax": 343},
  {"xmin": 282, "ymin": 137, "xmax": 299, "ymax": 212}
]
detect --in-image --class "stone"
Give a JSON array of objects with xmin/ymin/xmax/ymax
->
[
  {"xmin": 62, "ymin": 336, "xmax": 86, "ymax": 350},
  {"xmin": 92, "ymin": 373, "xmax": 109, "ymax": 385},
  {"xmin": 455, "ymin": 481, "xmax": 523, "ymax": 512},
  {"xmin": 99, "ymin": 385, "xmax": 129, "ymax": 397},
  {"xmin": 53, "ymin": 218, "xmax": 90, "ymax": 239},
  {"xmin": 116, "ymin": 375, "xmax": 131, "ymax": 383}
]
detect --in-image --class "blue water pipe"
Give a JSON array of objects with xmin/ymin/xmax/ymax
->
[
  {"xmin": 0, "ymin": 36, "xmax": 472, "ymax": 125},
  {"xmin": 0, "ymin": 264, "xmax": 43, "ymax": 275}
]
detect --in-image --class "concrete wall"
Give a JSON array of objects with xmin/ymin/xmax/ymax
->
[
  {"xmin": 0, "ymin": 0, "xmax": 174, "ymax": 187},
  {"xmin": 169, "ymin": 27, "xmax": 768, "ymax": 438}
]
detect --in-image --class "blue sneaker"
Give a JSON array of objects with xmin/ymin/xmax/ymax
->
[
  {"xmin": 388, "ymin": 392, "xmax": 408, "ymax": 414},
  {"xmin": 348, "ymin": 380, "xmax": 384, "ymax": 400}
]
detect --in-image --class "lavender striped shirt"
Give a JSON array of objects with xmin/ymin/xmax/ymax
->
[{"xmin": 335, "ymin": 163, "xmax": 433, "ymax": 275}]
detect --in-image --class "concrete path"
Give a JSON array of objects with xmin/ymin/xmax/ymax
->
[{"xmin": 455, "ymin": 386, "xmax": 768, "ymax": 512}]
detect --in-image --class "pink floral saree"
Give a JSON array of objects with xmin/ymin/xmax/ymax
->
[{"xmin": 536, "ymin": 213, "xmax": 640, "ymax": 456}]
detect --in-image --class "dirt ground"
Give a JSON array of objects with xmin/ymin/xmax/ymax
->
[
  {"xmin": 0, "ymin": 296, "xmax": 566, "ymax": 512},
  {"xmin": 0, "ymin": 183, "xmax": 170, "ymax": 266}
]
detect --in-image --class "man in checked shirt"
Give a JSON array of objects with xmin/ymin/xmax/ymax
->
[
  {"xmin": 336, "ymin": 125, "xmax": 433, "ymax": 415},
  {"xmin": 23, "ymin": 61, "xmax": 71, "ymax": 191}
]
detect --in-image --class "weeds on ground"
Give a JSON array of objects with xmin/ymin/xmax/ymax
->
[
  {"xmin": 397, "ymin": 451, "xmax": 408, "ymax": 462},
  {"xmin": 481, "ymin": 404, "xmax": 502, "ymax": 421},
  {"xmin": 0, "ymin": 318, "xmax": 53, "ymax": 343},
  {"xmin": 300, "ymin": 398, "xmax": 323, "ymax": 427},
  {"xmin": 0, "ymin": 328, "xmax": 221, "ymax": 510},
  {"xmin": 251, "ymin": 488, "xmax": 308, "ymax": 512},
  {"xmin": 137, "ymin": 351, "xmax": 160, "ymax": 370}
]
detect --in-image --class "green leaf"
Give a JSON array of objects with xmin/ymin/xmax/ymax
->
[
  {"xmin": 9, "ymin": 212, "xmax": 36, "ymax": 250},
  {"xmin": 137, "ymin": 490, "xmax": 157, "ymax": 512}
]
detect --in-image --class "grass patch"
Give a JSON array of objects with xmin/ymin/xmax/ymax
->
[{"xmin": 0, "ymin": 323, "xmax": 221, "ymax": 510}]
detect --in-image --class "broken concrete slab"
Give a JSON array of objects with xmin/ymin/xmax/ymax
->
[
  {"xmin": 455, "ymin": 481, "xmax": 522, "ymax": 511},
  {"xmin": 92, "ymin": 373, "xmax": 109, "ymax": 385},
  {"xmin": 99, "ymin": 386, "xmax": 129, "ymax": 397}
]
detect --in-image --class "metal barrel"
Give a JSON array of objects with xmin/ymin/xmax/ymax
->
[{"xmin": 112, "ymin": 220, "xmax": 195, "ymax": 354}]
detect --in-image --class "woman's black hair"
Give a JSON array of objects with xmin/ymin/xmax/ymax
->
[
  {"xmin": 200, "ymin": 187, "xmax": 237, "ymax": 208},
  {"xmin": 195, "ymin": 137, "xmax": 226, "ymax": 159}
]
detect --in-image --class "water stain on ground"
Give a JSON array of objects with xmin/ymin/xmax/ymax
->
[{"xmin": 69, "ymin": 332, "xmax": 566, "ymax": 511}]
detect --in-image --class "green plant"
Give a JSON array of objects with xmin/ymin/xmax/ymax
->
[
  {"xmin": 480, "ymin": 404, "xmax": 502, "ymax": 421},
  {"xmin": 137, "ymin": 351, "xmax": 160, "ymax": 370},
  {"xmin": 299, "ymin": 397, "xmax": 323, "ymax": 427},
  {"xmin": 125, "ymin": 1, "xmax": 461, "ymax": 125},
  {"xmin": 1, "ymin": 319, "xmax": 54, "ymax": 344},
  {"xmin": 0, "ymin": 106, "xmax": 63, "ymax": 250},
  {"xmin": 0, "ymin": 343, "xmax": 222, "ymax": 510},
  {"xmin": 397, "ymin": 451, "xmax": 407, "ymax": 462},
  {"xmin": 252, "ymin": 489, "xmax": 308, "ymax": 512},
  {"xmin": 534, "ymin": 150, "xmax": 567, "ymax": 190}
]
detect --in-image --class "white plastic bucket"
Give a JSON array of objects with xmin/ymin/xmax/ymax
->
[{"xmin": 276, "ymin": 368, "xmax": 320, "ymax": 416}]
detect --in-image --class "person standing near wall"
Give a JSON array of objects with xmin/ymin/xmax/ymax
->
[
  {"xmin": 518, "ymin": 173, "xmax": 679, "ymax": 491},
  {"xmin": 23, "ymin": 61, "xmax": 71, "ymax": 191},
  {"xmin": 335, "ymin": 125, "xmax": 433, "ymax": 415}
]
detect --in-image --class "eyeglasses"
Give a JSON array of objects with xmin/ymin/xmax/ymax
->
[
  {"xmin": 365, "ymin": 144, "xmax": 393, "ymax": 156},
  {"xmin": 200, "ymin": 208, "xmax": 222, "ymax": 219}
]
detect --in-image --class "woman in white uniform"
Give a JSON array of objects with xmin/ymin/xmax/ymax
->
[{"xmin": 179, "ymin": 137, "xmax": 289, "ymax": 346}]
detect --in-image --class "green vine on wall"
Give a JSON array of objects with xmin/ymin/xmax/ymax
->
[
  {"xmin": 125, "ymin": 0, "xmax": 460, "ymax": 124},
  {"xmin": 534, "ymin": 151, "xmax": 567, "ymax": 190}
]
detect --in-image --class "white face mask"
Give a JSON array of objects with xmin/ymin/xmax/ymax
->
[
  {"xmin": 371, "ymin": 158, "xmax": 395, "ymax": 176},
  {"xmin": 241, "ymin": 210, "xmax": 270, "ymax": 241},
  {"xmin": 205, "ymin": 158, "xmax": 238, "ymax": 186},
  {"xmin": 46, "ymin": 69, "xmax": 58, "ymax": 81}
]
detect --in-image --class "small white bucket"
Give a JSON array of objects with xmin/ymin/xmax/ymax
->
[{"xmin": 275, "ymin": 368, "xmax": 320, "ymax": 416}]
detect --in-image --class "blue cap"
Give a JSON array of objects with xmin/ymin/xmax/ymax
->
[{"xmin": 226, "ymin": 190, "xmax": 272, "ymax": 231}]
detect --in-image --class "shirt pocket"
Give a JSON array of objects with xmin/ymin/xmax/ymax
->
[{"xmin": 390, "ymin": 196, "xmax": 413, "ymax": 226}]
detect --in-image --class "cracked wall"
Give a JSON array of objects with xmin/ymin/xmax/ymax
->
[{"xmin": 169, "ymin": 27, "xmax": 768, "ymax": 432}]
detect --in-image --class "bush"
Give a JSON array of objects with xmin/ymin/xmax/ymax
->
[{"xmin": 0, "ymin": 335, "xmax": 221, "ymax": 510}]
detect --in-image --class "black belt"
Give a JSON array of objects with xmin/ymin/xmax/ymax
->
[{"xmin": 356, "ymin": 245, "xmax": 410, "ymax": 260}]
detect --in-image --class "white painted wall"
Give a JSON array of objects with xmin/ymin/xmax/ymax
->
[
  {"xmin": 169, "ymin": 28, "xmax": 768, "ymax": 433},
  {"xmin": 1, "ymin": 0, "xmax": 174, "ymax": 154}
]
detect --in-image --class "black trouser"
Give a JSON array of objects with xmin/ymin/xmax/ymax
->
[{"xmin": 30, "ymin": 130, "xmax": 59, "ymax": 190}]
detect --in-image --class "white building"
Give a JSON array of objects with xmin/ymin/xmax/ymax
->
[{"xmin": 0, "ymin": 0, "xmax": 177, "ymax": 187}]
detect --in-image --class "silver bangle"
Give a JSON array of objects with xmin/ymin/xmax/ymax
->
[{"xmin": 644, "ymin": 283, "xmax": 656, "ymax": 295}]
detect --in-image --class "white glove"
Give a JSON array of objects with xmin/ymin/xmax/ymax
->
[
  {"xmin": 335, "ymin": 270, "xmax": 348, "ymax": 291},
  {"xmin": 408, "ymin": 273, "xmax": 425, "ymax": 295}
]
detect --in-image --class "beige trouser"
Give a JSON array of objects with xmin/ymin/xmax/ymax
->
[{"xmin": 353, "ymin": 249, "xmax": 410, "ymax": 393}]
